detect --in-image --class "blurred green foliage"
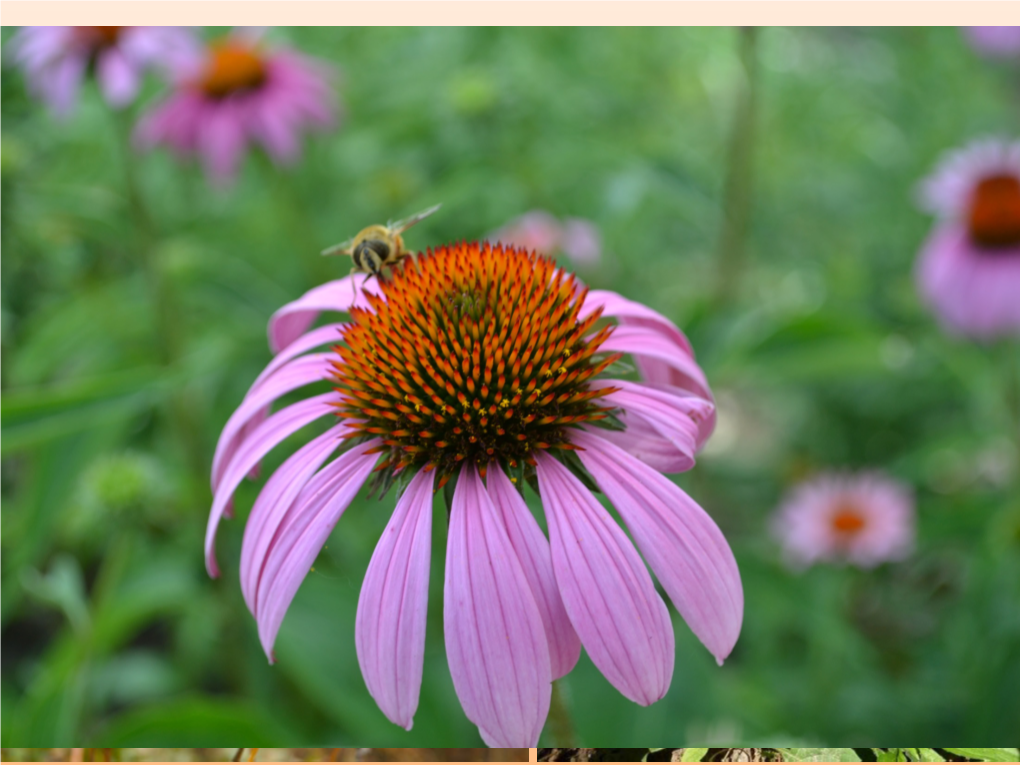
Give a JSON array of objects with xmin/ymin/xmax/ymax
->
[{"xmin": 2, "ymin": 27, "xmax": 1019, "ymax": 746}]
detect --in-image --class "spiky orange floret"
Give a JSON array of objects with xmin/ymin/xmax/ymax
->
[{"xmin": 331, "ymin": 241, "xmax": 620, "ymax": 485}]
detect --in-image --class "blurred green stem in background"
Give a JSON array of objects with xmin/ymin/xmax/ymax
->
[
  {"xmin": 547, "ymin": 679, "xmax": 576, "ymax": 747},
  {"xmin": 714, "ymin": 26, "xmax": 758, "ymax": 306},
  {"xmin": 255, "ymin": 150, "xmax": 332, "ymax": 286},
  {"xmin": 110, "ymin": 109, "xmax": 208, "ymax": 487}
]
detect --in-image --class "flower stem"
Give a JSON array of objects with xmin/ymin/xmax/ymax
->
[
  {"xmin": 110, "ymin": 109, "xmax": 208, "ymax": 484},
  {"xmin": 547, "ymin": 678, "xmax": 577, "ymax": 746},
  {"xmin": 714, "ymin": 26, "xmax": 759, "ymax": 306}
]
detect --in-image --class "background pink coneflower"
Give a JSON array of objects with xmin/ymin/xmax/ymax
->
[
  {"xmin": 135, "ymin": 29, "xmax": 337, "ymax": 185},
  {"xmin": 10, "ymin": 26, "xmax": 195, "ymax": 117},
  {"xmin": 206, "ymin": 241, "xmax": 742, "ymax": 746},
  {"xmin": 963, "ymin": 27, "xmax": 1020, "ymax": 59},
  {"xmin": 772, "ymin": 472, "xmax": 915, "ymax": 570},
  {"xmin": 915, "ymin": 138, "xmax": 1020, "ymax": 340},
  {"xmin": 488, "ymin": 210, "xmax": 603, "ymax": 267}
]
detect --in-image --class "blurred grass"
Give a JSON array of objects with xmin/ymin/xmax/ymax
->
[{"xmin": 2, "ymin": 27, "xmax": 1019, "ymax": 746}]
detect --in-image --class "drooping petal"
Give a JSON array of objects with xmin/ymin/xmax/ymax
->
[
  {"xmin": 585, "ymin": 410, "xmax": 691, "ymax": 474},
  {"xmin": 96, "ymin": 47, "xmax": 139, "ymax": 106},
  {"xmin": 205, "ymin": 392, "xmax": 337, "ymax": 578},
  {"xmin": 445, "ymin": 465, "xmax": 551, "ymax": 746},
  {"xmin": 590, "ymin": 379, "xmax": 714, "ymax": 471},
  {"xmin": 239, "ymin": 423, "xmax": 348, "ymax": 613},
  {"xmin": 534, "ymin": 452, "xmax": 674, "ymax": 706},
  {"xmin": 254, "ymin": 439, "xmax": 380, "ymax": 657},
  {"xmin": 198, "ymin": 99, "xmax": 247, "ymax": 184},
  {"xmin": 268, "ymin": 277, "xmax": 374, "ymax": 353},
  {"xmin": 598, "ymin": 324, "xmax": 711, "ymax": 400},
  {"xmin": 355, "ymin": 469, "xmax": 434, "ymax": 730},
  {"xmin": 250, "ymin": 322, "xmax": 346, "ymax": 390},
  {"xmin": 581, "ymin": 289, "xmax": 695, "ymax": 357},
  {"xmin": 572, "ymin": 430, "xmax": 743, "ymax": 664},
  {"xmin": 211, "ymin": 352, "xmax": 335, "ymax": 491},
  {"xmin": 485, "ymin": 464, "xmax": 581, "ymax": 679},
  {"xmin": 598, "ymin": 323, "xmax": 715, "ymax": 447}
]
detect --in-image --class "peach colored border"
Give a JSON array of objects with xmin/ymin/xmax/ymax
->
[
  {"xmin": 1, "ymin": 2, "xmax": 1019, "ymax": 26},
  {"xmin": 0, "ymin": 759, "xmax": 539, "ymax": 765}
]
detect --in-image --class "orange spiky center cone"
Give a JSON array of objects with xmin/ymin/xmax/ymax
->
[
  {"xmin": 74, "ymin": 26, "xmax": 124, "ymax": 53},
  {"xmin": 968, "ymin": 174, "xmax": 1020, "ymax": 250},
  {"xmin": 831, "ymin": 503, "xmax": 867, "ymax": 536},
  {"xmin": 201, "ymin": 40, "xmax": 268, "ymax": 98},
  {"xmin": 331, "ymin": 241, "xmax": 621, "ymax": 490}
]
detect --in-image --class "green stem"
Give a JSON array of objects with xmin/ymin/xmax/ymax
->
[
  {"xmin": 547, "ymin": 678, "xmax": 577, "ymax": 747},
  {"xmin": 714, "ymin": 26, "xmax": 759, "ymax": 306},
  {"xmin": 255, "ymin": 150, "xmax": 328, "ymax": 285},
  {"xmin": 110, "ymin": 109, "xmax": 207, "ymax": 485}
]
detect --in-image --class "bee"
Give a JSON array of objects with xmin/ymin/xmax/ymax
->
[{"xmin": 322, "ymin": 204, "xmax": 442, "ymax": 282}]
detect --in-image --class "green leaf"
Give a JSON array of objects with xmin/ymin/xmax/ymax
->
[
  {"xmin": 0, "ymin": 367, "xmax": 178, "ymax": 455},
  {"xmin": 682, "ymin": 749, "xmax": 710, "ymax": 762},
  {"xmin": 93, "ymin": 698, "xmax": 291, "ymax": 745},
  {"xmin": 911, "ymin": 750, "xmax": 944, "ymax": 762},
  {"xmin": 783, "ymin": 750, "xmax": 862, "ymax": 763},
  {"xmin": 943, "ymin": 750, "xmax": 1020, "ymax": 762}
]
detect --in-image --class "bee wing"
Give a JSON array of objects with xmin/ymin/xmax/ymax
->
[
  {"xmin": 389, "ymin": 203, "xmax": 442, "ymax": 235},
  {"xmin": 321, "ymin": 236, "xmax": 356, "ymax": 257}
]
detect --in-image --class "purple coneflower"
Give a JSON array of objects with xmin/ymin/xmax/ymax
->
[
  {"xmin": 489, "ymin": 210, "xmax": 603, "ymax": 267},
  {"xmin": 135, "ymin": 29, "xmax": 336, "ymax": 185},
  {"xmin": 963, "ymin": 27, "xmax": 1020, "ymax": 58},
  {"xmin": 915, "ymin": 138, "xmax": 1020, "ymax": 339},
  {"xmin": 772, "ymin": 472, "xmax": 915, "ymax": 570},
  {"xmin": 206, "ymin": 241, "xmax": 742, "ymax": 745},
  {"xmin": 9, "ymin": 26, "xmax": 195, "ymax": 117}
]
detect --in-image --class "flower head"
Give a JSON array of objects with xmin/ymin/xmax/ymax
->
[
  {"xmin": 207, "ymin": 240, "xmax": 742, "ymax": 745},
  {"xmin": 915, "ymin": 138, "xmax": 1020, "ymax": 339},
  {"xmin": 963, "ymin": 27, "xmax": 1020, "ymax": 58},
  {"xmin": 772, "ymin": 472, "xmax": 915, "ymax": 569},
  {"xmin": 135, "ymin": 29, "xmax": 337, "ymax": 185},
  {"xmin": 489, "ymin": 210, "xmax": 602, "ymax": 267},
  {"xmin": 9, "ymin": 26, "xmax": 196, "ymax": 117}
]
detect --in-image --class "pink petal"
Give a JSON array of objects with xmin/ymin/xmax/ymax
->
[
  {"xmin": 598, "ymin": 324, "xmax": 715, "ymax": 447},
  {"xmin": 239, "ymin": 423, "xmax": 349, "ymax": 613},
  {"xmin": 485, "ymin": 464, "xmax": 580, "ymax": 679},
  {"xmin": 534, "ymin": 452, "xmax": 673, "ymax": 706},
  {"xmin": 205, "ymin": 392, "xmax": 337, "ymax": 578},
  {"xmin": 268, "ymin": 277, "xmax": 375, "ymax": 353},
  {"xmin": 591, "ymin": 379, "xmax": 714, "ymax": 472},
  {"xmin": 355, "ymin": 468, "xmax": 434, "ymax": 730},
  {"xmin": 582, "ymin": 289, "xmax": 696, "ymax": 357},
  {"xmin": 585, "ymin": 411, "xmax": 692, "ymax": 474},
  {"xmin": 96, "ymin": 47, "xmax": 139, "ymax": 107},
  {"xmin": 445, "ymin": 465, "xmax": 551, "ymax": 746},
  {"xmin": 45, "ymin": 53, "xmax": 87, "ymax": 118},
  {"xmin": 198, "ymin": 100, "xmax": 247, "ymax": 185},
  {"xmin": 251, "ymin": 322, "xmax": 346, "ymax": 390},
  {"xmin": 572, "ymin": 430, "xmax": 743, "ymax": 664},
  {"xmin": 211, "ymin": 352, "xmax": 335, "ymax": 491},
  {"xmin": 255, "ymin": 438, "xmax": 380, "ymax": 657}
]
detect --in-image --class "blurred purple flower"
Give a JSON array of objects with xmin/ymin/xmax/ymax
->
[
  {"xmin": 915, "ymin": 138, "xmax": 1020, "ymax": 339},
  {"xmin": 135, "ymin": 29, "xmax": 337, "ymax": 185},
  {"xmin": 204, "ymin": 242, "xmax": 741, "ymax": 744},
  {"xmin": 772, "ymin": 472, "xmax": 915, "ymax": 570},
  {"xmin": 488, "ymin": 210, "xmax": 602, "ymax": 266},
  {"xmin": 963, "ymin": 27, "xmax": 1020, "ymax": 58},
  {"xmin": 9, "ymin": 26, "xmax": 196, "ymax": 117}
]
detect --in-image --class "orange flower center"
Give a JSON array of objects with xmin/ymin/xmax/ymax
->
[
  {"xmin": 201, "ymin": 41, "xmax": 268, "ymax": 98},
  {"xmin": 968, "ymin": 174, "xmax": 1020, "ymax": 250},
  {"xmin": 332, "ymin": 242, "xmax": 621, "ymax": 490},
  {"xmin": 74, "ymin": 26, "xmax": 124, "ymax": 52},
  {"xmin": 831, "ymin": 504, "xmax": 867, "ymax": 536}
]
